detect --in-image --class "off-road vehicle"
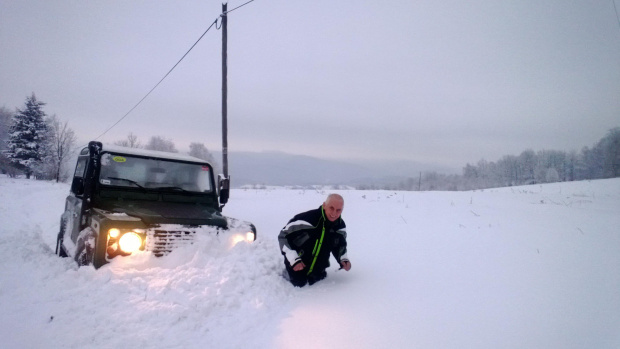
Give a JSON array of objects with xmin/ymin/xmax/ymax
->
[{"xmin": 55, "ymin": 141, "xmax": 256, "ymax": 268}]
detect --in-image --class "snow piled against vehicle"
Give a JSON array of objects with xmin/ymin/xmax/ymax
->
[{"xmin": 0, "ymin": 177, "xmax": 290, "ymax": 348}]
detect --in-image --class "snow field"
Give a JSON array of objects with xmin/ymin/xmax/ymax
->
[{"xmin": 1, "ymin": 177, "xmax": 619, "ymax": 348}]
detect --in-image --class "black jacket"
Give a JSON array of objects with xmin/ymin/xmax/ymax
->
[{"xmin": 278, "ymin": 206, "xmax": 348, "ymax": 274}]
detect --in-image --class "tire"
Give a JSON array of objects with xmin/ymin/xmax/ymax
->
[
  {"xmin": 76, "ymin": 243, "xmax": 94, "ymax": 266},
  {"xmin": 75, "ymin": 231, "xmax": 96, "ymax": 267}
]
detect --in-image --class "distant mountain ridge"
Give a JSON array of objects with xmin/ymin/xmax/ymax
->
[{"xmin": 212, "ymin": 151, "xmax": 457, "ymax": 187}]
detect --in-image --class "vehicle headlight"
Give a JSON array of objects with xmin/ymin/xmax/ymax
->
[
  {"xmin": 108, "ymin": 228, "xmax": 121, "ymax": 239},
  {"xmin": 231, "ymin": 231, "xmax": 255, "ymax": 246},
  {"xmin": 118, "ymin": 232, "xmax": 143, "ymax": 253}
]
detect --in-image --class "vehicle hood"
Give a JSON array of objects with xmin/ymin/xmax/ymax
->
[{"xmin": 102, "ymin": 201, "xmax": 227, "ymax": 227}]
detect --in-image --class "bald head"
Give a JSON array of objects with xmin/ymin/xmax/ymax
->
[{"xmin": 323, "ymin": 194, "xmax": 344, "ymax": 221}]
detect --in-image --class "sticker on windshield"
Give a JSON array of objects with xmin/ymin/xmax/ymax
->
[
  {"xmin": 100, "ymin": 179, "xmax": 111, "ymax": 185},
  {"xmin": 201, "ymin": 166, "xmax": 209, "ymax": 171},
  {"xmin": 113, "ymin": 156, "xmax": 126, "ymax": 163}
]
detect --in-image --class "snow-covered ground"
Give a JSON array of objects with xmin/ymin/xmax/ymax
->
[{"xmin": 1, "ymin": 176, "xmax": 619, "ymax": 349}]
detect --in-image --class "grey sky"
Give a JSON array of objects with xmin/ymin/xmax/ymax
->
[{"xmin": 1, "ymin": 0, "xmax": 619, "ymax": 170}]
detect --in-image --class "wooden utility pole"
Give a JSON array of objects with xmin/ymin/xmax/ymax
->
[
  {"xmin": 418, "ymin": 171, "xmax": 422, "ymax": 191},
  {"xmin": 221, "ymin": 3, "xmax": 229, "ymax": 178}
]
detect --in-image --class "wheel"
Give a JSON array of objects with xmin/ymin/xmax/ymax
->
[
  {"xmin": 76, "ymin": 241, "xmax": 94, "ymax": 266},
  {"xmin": 75, "ymin": 230, "xmax": 96, "ymax": 267}
]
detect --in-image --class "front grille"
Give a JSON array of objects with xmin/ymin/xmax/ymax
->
[{"xmin": 145, "ymin": 229, "xmax": 196, "ymax": 257}]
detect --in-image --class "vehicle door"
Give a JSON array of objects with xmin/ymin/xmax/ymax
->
[{"xmin": 65, "ymin": 156, "xmax": 88, "ymax": 244}]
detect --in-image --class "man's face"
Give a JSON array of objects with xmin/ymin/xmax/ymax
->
[{"xmin": 323, "ymin": 197, "xmax": 344, "ymax": 222}]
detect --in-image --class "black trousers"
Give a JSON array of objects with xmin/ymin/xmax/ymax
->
[{"xmin": 284, "ymin": 260, "xmax": 327, "ymax": 287}]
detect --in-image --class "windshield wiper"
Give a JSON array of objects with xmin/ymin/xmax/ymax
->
[
  {"xmin": 107, "ymin": 177, "xmax": 146, "ymax": 190},
  {"xmin": 156, "ymin": 186, "xmax": 189, "ymax": 193}
]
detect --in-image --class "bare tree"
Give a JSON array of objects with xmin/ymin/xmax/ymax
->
[
  {"xmin": 46, "ymin": 115, "xmax": 77, "ymax": 182},
  {"xmin": 0, "ymin": 106, "xmax": 15, "ymax": 176},
  {"xmin": 0, "ymin": 106, "xmax": 12, "ymax": 149},
  {"xmin": 518, "ymin": 150, "xmax": 536, "ymax": 183},
  {"xmin": 599, "ymin": 127, "xmax": 620, "ymax": 178},
  {"xmin": 114, "ymin": 132, "xmax": 141, "ymax": 148}
]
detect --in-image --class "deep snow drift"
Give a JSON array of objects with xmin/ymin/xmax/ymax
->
[{"xmin": 0, "ymin": 176, "xmax": 619, "ymax": 348}]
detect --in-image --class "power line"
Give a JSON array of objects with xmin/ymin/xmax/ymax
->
[
  {"xmin": 93, "ymin": 19, "xmax": 218, "ymax": 141},
  {"xmin": 92, "ymin": 0, "xmax": 259, "ymax": 142},
  {"xmin": 224, "ymin": 0, "xmax": 255, "ymax": 15},
  {"xmin": 216, "ymin": 1, "xmax": 255, "ymax": 29}
]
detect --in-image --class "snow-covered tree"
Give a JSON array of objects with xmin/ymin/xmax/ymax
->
[
  {"xmin": 580, "ymin": 145, "xmax": 604, "ymax": 179},
  {"xmin": 0, "ymin": 106, "xmax": 12, "ymax": 150},
  {"xmin": 565, "ymin": 150, "xmax": 579, "ymax": 181},
  {"xmin": 545, "ymin": 168, "xmax": 560, "ymax": 183},
  {"xmin": 6, "ymin": 94, "xmax": 49, "ymax": 178},
  {"xmin": 145, "ymin": 136, "xmax": 177, "ymax": 153},
  {"xmin": 0, "ymin": 106, "xmax": 16, "ymax": 176},
  {"xmin": 518, "ymin": 149, "xmax": 536, "ymax": 183},
  {"xmin": 189, "ymin": 142, "xmax": 220, "ymax": 174},
  {"xmin": 598, "ymin": 127, "xmax": 620, "ymax": 178},
  {"xmin": 45, "ymin": 115, "xmax": 77, "ymax": 182}
]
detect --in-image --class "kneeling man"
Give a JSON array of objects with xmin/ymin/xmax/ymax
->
[{"xmin": 278, "ymin": 193, "xmax": 351, "ymax": 287}]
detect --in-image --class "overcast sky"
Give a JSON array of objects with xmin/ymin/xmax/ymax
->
[{"xmin": 2, "ymin": 0, "xmax": 619, "ymax": 170}]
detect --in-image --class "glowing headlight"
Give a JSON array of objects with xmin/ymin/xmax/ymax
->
[
  {"xmin": 231, "ymin": 234, "xmax": 245, "ymax": 245},
  {"xmin": 118, "ymin": 232, "xmax": 142, "ymax": 253},
  {"xmin": 231, "ymin": 232, "xmax": 255, "ymax": 246},
  {"xmin": 108, "ymin": 228, "xmax": 121, "ymax": 239}
]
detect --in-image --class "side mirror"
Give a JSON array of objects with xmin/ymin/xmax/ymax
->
[
  {"xmin": 218, "ymin": 174, "xmax": 230, "ymax": 205},
  {"xmin": 71, "ymin": 177, "xmax": 85, "ymax": 196}
]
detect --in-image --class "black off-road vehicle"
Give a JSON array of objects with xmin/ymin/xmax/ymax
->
[{"xmin": 56, "ymin": 141, "xmax": 256, "ymax": 268}]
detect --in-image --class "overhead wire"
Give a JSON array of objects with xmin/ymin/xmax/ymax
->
[
  {"xmin": 224, "ymin": 0, "xmax": 255, "ymax": 15},
  {"xmin": 614, "ymin": 0, "xmax": 620, "ymax": 31},
  {"xmin": 92, "ymin": 0, "xmax": 257, "ymax": 143},
  {"xmin": 92, "ymin": 19, "xmax": 218, "ymax": 141}
]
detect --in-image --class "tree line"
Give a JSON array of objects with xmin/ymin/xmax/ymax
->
[
  {"xmin": 377, "ymin": 127, "xmax": 620, "ymax": 191},
  {"xmin": 1, "ymin": 94, "xmax": 218, "ymax": 181},
  {"xmin": 3, "ymin": 94, "xmax": 618, "ymax": 190},
  {"xmin": 112, "ymin": 133, "xmax": 220, "ymax": 174}
]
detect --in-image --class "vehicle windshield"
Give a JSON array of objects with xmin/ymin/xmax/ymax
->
[{"xmin": 98, "ymin": 152, "xmax": 213, "ymax": 193}]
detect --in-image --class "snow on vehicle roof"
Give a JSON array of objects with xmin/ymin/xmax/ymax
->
[{"xmin": 95, "ymin": 143, "xmax": 211, "ymax": 164}]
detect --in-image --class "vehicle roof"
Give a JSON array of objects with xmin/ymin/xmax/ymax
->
[{"xmin": 81, "ymin": 143, "xmax": 212, "ymax": 165}]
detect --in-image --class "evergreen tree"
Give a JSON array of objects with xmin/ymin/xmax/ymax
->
[{"xmin": 6, "ymin": 93, "xmax": 49, "ymax": 178}]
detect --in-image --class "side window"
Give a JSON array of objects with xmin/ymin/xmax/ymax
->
[
  {"xmin": 71, "ymin": 157, "xmax": 89, "ymax": 196},
  {"xmin": 74, "ymin": 157, "xmax": 88, "ymax": 178}
]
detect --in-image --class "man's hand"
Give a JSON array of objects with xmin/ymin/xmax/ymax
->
[
  {"xmin": 340, "ymin": 260, "xmax": 351, "ymax": 271},
  {"xmin": 292, "ymin": 261, "xmax": 306, "ymax": 271}
]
